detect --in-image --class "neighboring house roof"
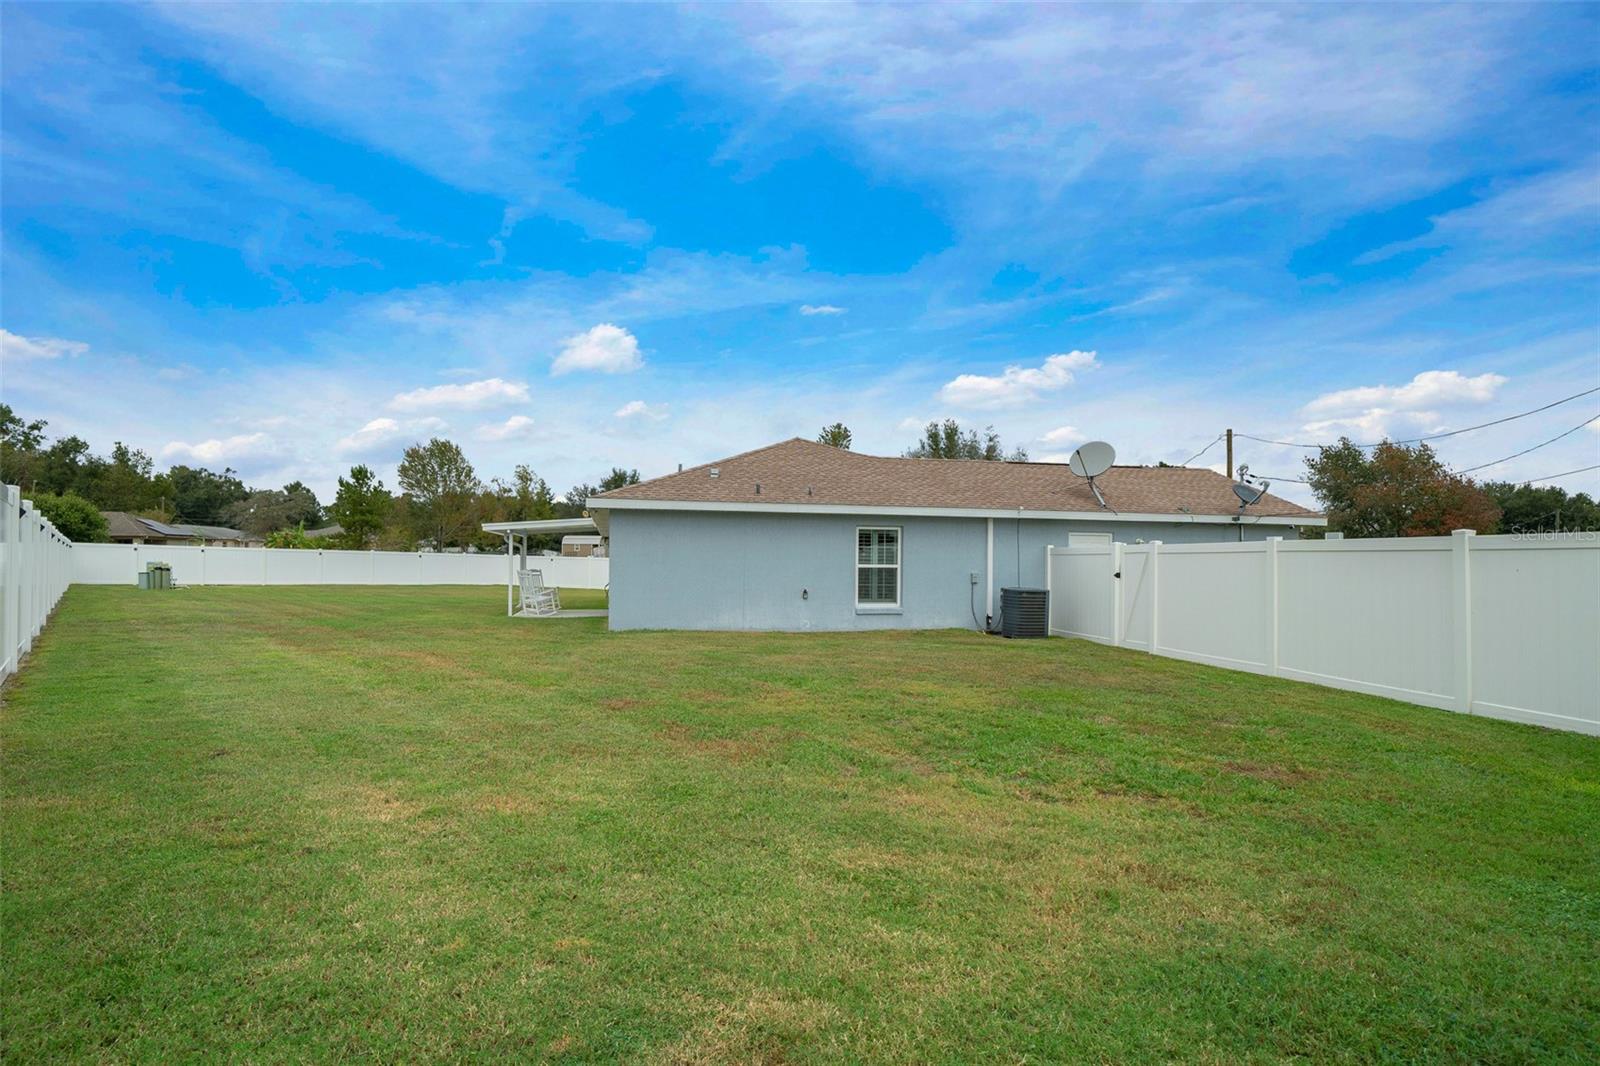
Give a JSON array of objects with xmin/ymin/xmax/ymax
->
[
  {"xmin": 304, "ymin": 524, "xmax": 344, "ymax": 538},
  {"xmin": 588, "ymin": 438, "xmax": 1323, "ymax": 522},
  {"xmin": 100, "ymin": 512, "xmax": 254, "ymax": 541},
  {"xmin": 102, "ymin": 511, "xmax": 155, "ymax": 539}
]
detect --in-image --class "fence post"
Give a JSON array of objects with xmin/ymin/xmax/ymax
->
[
  {"xmin": 1111, "ymin": 542, "xmax": 1125, "ymax": 647},
  {"xmin": 1265, "ymin": 537, "xmax": 1281, "ymax": 676},
  {"xmin": 1148, "ymin": 540, "xmax": 1161, "ymax": 655},
  {"xmin": 1451, "ymin": 529, "xmax": 1475, "ymax": 714},
  {"xmin": 2, "ymin": 485, "xmax": 18, "ymax": 678}
]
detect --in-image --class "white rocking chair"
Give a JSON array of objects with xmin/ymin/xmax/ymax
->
[{"xmin": 517, "ymin": 569, "xmax": 561, "ymax": 616}]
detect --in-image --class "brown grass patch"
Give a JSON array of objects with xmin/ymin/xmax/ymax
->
[
  {"xmin": 475, "ymin": 792, "xmax": 544, "ymax": 816},
  {"xmin": 657, "ymin": 721, "xmax": 781, "ymax": 763},
  {"xmin": 316, "ymin": 782, "xmax": 425, "ymax": 825},
  {"xmin": 653, "ymin": 987, "xmax": 840, "ymax": 1065},
  {"xmin": 1222, "ymin": 760, "xmax": 1319, "ymax": 785}
]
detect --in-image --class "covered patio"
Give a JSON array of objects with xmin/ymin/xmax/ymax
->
[{"xmin": 481, "ymin": 517, "xmax": 608, "ymax": 619}]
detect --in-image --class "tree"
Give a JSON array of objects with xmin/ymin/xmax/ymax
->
[
  {"xmin": 0, "ymin": 404, "xmax": 48, "ymax": 489},
  {"xmin": 24, "ymin": 492, "xmax": 109, "ymax": 542},
  {"xmin": 169, "ymin": 465, "xmax": 249, "ymax": 525},
  {"xmin": 562, "ymin": 468, "xmax": 639, "ymax": 516},
  {"xmin": 264, "ymin": 523, "xmax": 317, "ymax": 549},
  {"xmin": 397, "ymin": 438, "xmax": 481, "ymax": 549},
  {"xmin": 1304, "ymin": 438, "xmax": 1501, "ymax": 538},
  {"xmin": 561, "ymin": 483, "xmax": 596, "ymax": 515},
  {"xmin": 83, "ymin": 443, "xmax": 165, "ymax": 513},
  {"xmin": 330, "ymin": 465, "xmax": 392, "ymax": 548},
  {"xmin": 280, "ymin": 481, "xmax": 324, "ymax": 527},
  {"xmin": 1481, "ymin": 480, "xmax": 1600, "ymax": 533},
  {"xmin": 905, "ymin": 419, "xmax": 1028, "ymax": 461},
  {"xmin": 224, "ymin": 484, "xmax": 323, "ymax": 537},
  {"xmin": 36, "ymin": 435, "xmax": 93, "ymax": 497},
  {"xmin": 598, "ymin": 467, "xmax": 640, "ymax": 492},
  {"xmin": 818, "ymin": 422, "xmax": 853, "ymax": 449},
  {"xmin": 478, "ymin": 465, "xmax": 557, "ymax": 551}
]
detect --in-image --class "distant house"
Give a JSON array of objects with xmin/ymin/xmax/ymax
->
[
  {"xmin": 304, "ymin": 524, "xmax": 344, "ymax": 540},
  {"xmin": 560, "ymin": 534, "xmax": 605, "ymax": 557},
  {"xmin": 585, "ymin": 438, "xmax": 1324, "ymax": 631},
  {"xmin": 101, "ymin": 512, "xmax": 264, "ymax": 547}
]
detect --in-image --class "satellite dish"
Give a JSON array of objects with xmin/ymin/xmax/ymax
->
[
  {"xmin": 1068, "ymin": 441, "xmax": 1115, "ymax": 478},
  {"xmin": 1067, "ymin": 440, "xmax": 1116, "ymax": 509},
  {"xmin": 1232, "ymin": 474, "xmax": 1271, "ymax": 510}
]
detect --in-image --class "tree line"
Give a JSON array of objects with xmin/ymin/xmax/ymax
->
[
  {"xmin": 4, "ymin": 403, "xmax": 1590, "ymax": 545},
  {"xmin": 0, "ymin": 404, "xmax": 639, "ymax": 550}
]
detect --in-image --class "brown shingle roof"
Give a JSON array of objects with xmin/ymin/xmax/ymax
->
[{"xmin": 592, "ymin": 438, "xmax": 1321, "ymax": 519}]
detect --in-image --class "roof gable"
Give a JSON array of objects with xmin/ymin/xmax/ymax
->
[{"xmin": 591, "ymin": 438, "xmax": 1320, "ymax": 520}]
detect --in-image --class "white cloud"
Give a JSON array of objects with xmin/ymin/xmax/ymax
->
[
  {"xmin": 1039, "ymin": 425, "xmax": 1081, "ymax": 446},
  {"xmin": 1302, "ymin": 370, "xmax": 1506, "ymax": 417},
  {"xmin": 1, "ymin": 329, "xmax": 88, "ymax": 362},
  {"xmin": 939, "ymin": 350, "xmax": 1098, "ymax": 409},
  {"xmin": 389, "ymin": 377, "xmax": 530, "ymax": 411},
  {"xmin": 1298, "ymin": 369, "xmax": 1509, "ymax": 441},
  {"xmin": 551, "ymin": 323, "xmax": 642, "ymax": 375},
  {"xmin": 476, "ymin": 414, "xmax": 537, "ymax": 441},
  {"xmin": 335, "ymin": 416, "xmax": 447, "ymax": 455},
  {"xmin": 800, "ymin": 304, "xmax": 847, "ymax": 315},
  {"xmin": 614, "ymin": 400, "xmax": 668, "ymax": 421},
  {"xmin": 160, "ymin": 432, "xmax": 279, "ymax": 465}
]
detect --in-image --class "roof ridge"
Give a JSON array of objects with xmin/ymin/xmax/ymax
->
[{"xmin": 598, "ymin": 437, "xmax": 819, "ymax": 497}]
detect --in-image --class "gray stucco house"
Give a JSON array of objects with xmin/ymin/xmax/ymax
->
[{"xmin": 587, "ymin": 438, "xmax": 1324, "ymax": 632}]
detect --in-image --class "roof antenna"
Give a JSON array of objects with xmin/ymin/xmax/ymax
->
[{"xmin": 1068, "ymin": 441, "xmax": 1116, "ymax": 509}]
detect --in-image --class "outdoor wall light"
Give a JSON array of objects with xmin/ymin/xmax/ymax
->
[{"xmin": 802, "ymin": 588, "xmax": 809, "ymax": 600}]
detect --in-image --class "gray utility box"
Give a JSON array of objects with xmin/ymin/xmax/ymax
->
[{"xmin": 999, "ymin": 587, "xmax": 1049, "ymax": 639}]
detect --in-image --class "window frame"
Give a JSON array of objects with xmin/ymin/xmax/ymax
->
[{"xmin": 855, "ymin": 525, "xmax": 902, "ymax": 610}]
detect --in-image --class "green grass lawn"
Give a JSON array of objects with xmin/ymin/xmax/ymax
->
[{"xmin": 3, "ymin": 586, "xmax": 1597, "ymax": 1062}]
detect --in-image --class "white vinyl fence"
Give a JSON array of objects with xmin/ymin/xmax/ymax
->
[
  {"xmin": 71, "ymin": 543, "xmax": 609, "ymax": 589},
  {"xmin": 1047, "ymin": 531, "xmax": 1599, "ymax": 736},
  {"xmin": 1, "ymin": 486, "xmax": 75, "ymax": 681}
]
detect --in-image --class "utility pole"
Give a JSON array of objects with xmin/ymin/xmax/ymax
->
[{"xmin": 1225, "ymin": 428, "xmax": 1234, "ymax": 481}]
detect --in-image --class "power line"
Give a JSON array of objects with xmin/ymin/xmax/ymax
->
[
  {"xmin": 1237, "ymin": 384, "xmax": 1600, "ymax": 450},
  {"xmin": 1454, "ymin": 413, "xmax": 1598, "ymax": 474},
  {"xmin": 1255, "ymin": 417, "xmax": 1599, "ymax": 486},
  {"xmin": 1179, "ymin": 434, "xmax": 1223, "ymax": 467},
  {"xmin": 1523, "ymin": 463, "xmax": 1600, "ymax": 484}
]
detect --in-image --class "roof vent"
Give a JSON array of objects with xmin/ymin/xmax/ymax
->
[{"xmin": 709, "ymin": 467, "xmax": 720, "ymax": 479}]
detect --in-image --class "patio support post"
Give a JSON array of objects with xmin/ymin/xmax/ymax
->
[{"xmin": 506, "ymin": 531, "xmax": 514, "ymax": 617}]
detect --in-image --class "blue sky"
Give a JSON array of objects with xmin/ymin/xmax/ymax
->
[{"xmin": 3, "ymin": 2, "xmax": 1598, "ymax": 505}]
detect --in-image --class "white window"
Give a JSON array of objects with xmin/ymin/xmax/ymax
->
[{"xmin": 856, "ymin": 527, "xmax": 901, "ymax": 607}]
